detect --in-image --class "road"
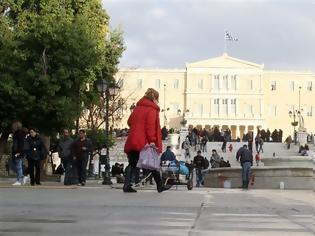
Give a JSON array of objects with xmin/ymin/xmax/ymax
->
[{"xmin": 0, "ymin": 186, "xmax": 313, "ymax": 236}]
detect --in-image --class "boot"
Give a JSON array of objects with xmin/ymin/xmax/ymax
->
[{"xmin": 123, "ymin": 165, "xmax": 137, "ymax": 193}]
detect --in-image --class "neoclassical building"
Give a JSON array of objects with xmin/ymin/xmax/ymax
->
[{"xmin": 116, "ymin": 53, "xmax": 315, "ymax": 139}]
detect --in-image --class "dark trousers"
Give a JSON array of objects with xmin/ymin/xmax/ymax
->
[
  {"xmin": 124, "ymin": 151, "xmax": 162, "ymax": 190},
  {"xmin": 77, "ymin": 157, "xmax": 88, "ymax": 184},
  {"xmin": 28, "ymin": 159, "xmax": 40, "ymax": 185}
]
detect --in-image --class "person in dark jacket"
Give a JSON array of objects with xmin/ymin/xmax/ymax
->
[
  {"xmin": 72, "ymin": 129, "xmax": 93, "ymax": 186},
  {"xmin": 236, "ymin": 145, "xmax": 253, "ymax": 189},
  {"xmin": 123, "ymin": 88, "xmax": 164, "ymax": 193},
  {"xmin": 193, "ymin": 151, "xmax": 206, "ymax": 187},
  {"xmin": 25, "ymin": 128, "xmax": 47, "ymax": 186},
  {"xmin": 160, "ymin": 146, "xmax": 177, "ymax": 163},
  {"xmin": 11, "ymin": 121, "xmax": 27, "ymax": 186}
]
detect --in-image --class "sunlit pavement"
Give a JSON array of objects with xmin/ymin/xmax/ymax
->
[{"xmin": 0, "ymin": 186, "xmax": 313, "ymax": 236}]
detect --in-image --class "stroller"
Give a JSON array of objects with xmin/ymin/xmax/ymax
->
[{"xmin": 160, "ymin": 160, "xmax": 194, "ymax": 190}]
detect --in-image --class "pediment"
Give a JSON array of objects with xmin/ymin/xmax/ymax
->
[{"xmin": 186, "ymin": 53, "xmax": 264, "ymax": 69}]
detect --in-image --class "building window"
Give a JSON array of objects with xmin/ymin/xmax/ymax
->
[
  {"xmin": 271, "ymin": 81, "xmax": 276, "ymax": 91},
  {"xmin": 289, "ymin": 81, "xmax": 295, "ymax": 91},
  {"xmin": 306, "ymin": 106, "xmax": 313, "ymax": 117},
  {"xmin": 248, "ymin": 80, "xmax": 253, "ymax": 90},
  {"xmin": 231, "ymin": 75, "xmax": 237, "ymax": 90},
  {"xmin": 155, "ymin": 79, "xmax": 160, "ymax": 89},
  {"xmin": 307, "ymin": 81, "xmax": 312, "ymax": 91},
  {"xmin": 230, "ymin": 99, "xmax": 236, "ymax": 115},
  {"xmin": 137, "ymin": 79, "xmax": 143, "ymax": 88},
  {"xmin": 173, "ymin": 79, "xmax": 179, "ymax": 89},
  {"xmin": 197, "ymin": 79, "xmax": 203, "ymax": 89},
  {"xmin": 245, "ymin": 104, "xmax": 253, "ymax": 114},
  {"xmin": 223, "ymin": 75, "xmax": 228, "ymax": 90},
  {"xmin": 222, "ymin": 98, "xmax": 228, "ymax": 115},
  {"xmin": 214, "ymin": 75, "xmax": 220, "ymax": 90},
  {"xmin": 214, "ymin": 98, "xmax": 220, "ymax": 115}
]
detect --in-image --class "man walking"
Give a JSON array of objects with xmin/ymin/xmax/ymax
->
[
  {"xmin": 193, "ymin": 151, "xmax": 206, "ymax": 187},
  {"xmin": 57, "ymin": 129, "xmax": 74, "ymax": 183},
  {"xmin": 72, "ymin": 130, "xmax": 93, "ymax": 186},
  {"xmin": 236, "ymin": 145, "xmax": 253, "ymax": 189}
]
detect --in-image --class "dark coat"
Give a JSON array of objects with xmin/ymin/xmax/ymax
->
[
  {"xmin": 25, "ymin": 135, "xmax": 47, "ymax": 161},
  {"xmin": 236, "ymin": 147, "xmax": 253, "ymax": 165},
  {"xmin": 12, "ymin": 129, "xmax": 26, "ymax": 156},
  {"xmin": 160, "ymin": 149, "xmax": 176, "ymax": 163},
  {"xmin": 72, "ymin": 138, "xmax": 93, "ymax": 160}
]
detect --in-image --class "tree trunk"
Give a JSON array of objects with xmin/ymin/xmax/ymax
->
[{"xmin": 0, "ymin": 128, "xmax": 10, "ymax": 160}]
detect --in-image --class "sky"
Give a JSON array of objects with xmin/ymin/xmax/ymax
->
[{"xmin": 102, "ymin": 0, "xmax": 315, "ymax": 71}]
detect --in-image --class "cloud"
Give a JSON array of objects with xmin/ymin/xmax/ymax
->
[{"xmin": 103, "ymin": 0, "xmax": 315, "ymax": 71}]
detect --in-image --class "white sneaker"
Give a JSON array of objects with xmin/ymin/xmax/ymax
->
[
  {"xmin": 12, "ymin": 181, "xmax": 21, "ymax": 186},
  {"xmin": 22, "ymin": 176, "xmax": 29, "ymax": 185}
]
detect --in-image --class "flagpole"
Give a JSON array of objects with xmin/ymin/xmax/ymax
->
[{"xmin": 224, "ymin": 30, "xmax": 227, "ymax": 54}]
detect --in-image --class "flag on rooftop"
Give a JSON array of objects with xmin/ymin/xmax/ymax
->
[{"xmin": 225, "ymin": 31, "xmax": 238, "ymax": 41}]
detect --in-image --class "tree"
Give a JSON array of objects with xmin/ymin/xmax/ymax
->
[
  {"xmin": 80, "ymin": 29, "xmax": 127, "ymax": 130},
  {"xmin": 0, "ymin": 0, "xmax": 123, "ymax": 158}
]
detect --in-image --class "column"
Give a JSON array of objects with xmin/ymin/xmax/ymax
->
[{"xmin": 235, "ymin": 125, "xmax": 240, "ymax": 139}]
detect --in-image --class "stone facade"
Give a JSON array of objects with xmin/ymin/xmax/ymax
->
[{"xmin": 116, "ymin": 53, "xmax": 315, "ymax": 140}]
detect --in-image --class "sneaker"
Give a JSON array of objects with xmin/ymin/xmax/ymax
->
[
  {"xmin": 12, "ymin": 181, "xmax": 21, "ymax": 186},
  {"xmin": 22, "ymin": 176, "xmax": 29, "ymax": 185}
]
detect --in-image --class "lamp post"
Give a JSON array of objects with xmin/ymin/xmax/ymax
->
[
  {"xmin": 96, "ymin": 78, "xmax": 119, "ymax": 185},
  {"xmin": 163, "ymin": 84, "xmax": 167, "ymax": 126}
]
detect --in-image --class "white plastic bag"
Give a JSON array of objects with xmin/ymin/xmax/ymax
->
[{"xmin": 137, "ymin": 144, "xmax": 160, "ymax": 171}]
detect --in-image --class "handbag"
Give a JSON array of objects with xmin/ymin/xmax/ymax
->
[{"xmin": 136, "ymin": 144, "xmax": 160, "ymax": 171}]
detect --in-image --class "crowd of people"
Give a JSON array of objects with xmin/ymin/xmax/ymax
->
[{"xmin": 10, "ymin": 123, "xmax": 94, "ymax": 187}]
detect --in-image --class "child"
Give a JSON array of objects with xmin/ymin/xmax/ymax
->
[{"xmin": 228, "ymin": 143, "xmax": 233, "ymax": 152}]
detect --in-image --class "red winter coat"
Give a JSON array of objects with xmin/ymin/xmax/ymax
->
[{"xmin": 124, "ymin": 97, "xmax": 162, "ymax": 154}]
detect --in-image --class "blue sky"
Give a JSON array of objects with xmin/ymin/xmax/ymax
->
[{"xmin": 103, "ymin": 0, "xmax": 315, "ymax": 71}]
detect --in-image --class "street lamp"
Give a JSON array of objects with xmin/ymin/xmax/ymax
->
[
  {"xmin": 96, "ymin": 78, "xmax": 119, "ymax": 185},
  {"xmin": 177, "ymin": 109, "xmax": 190, "ymax": 127},
  {"xmin": 161, "ymin": 107, "xmax": 169, "ymax": 127}
]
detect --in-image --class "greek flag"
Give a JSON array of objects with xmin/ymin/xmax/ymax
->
[{"xmin": 225, "ymin": 31, "xmax": 238, "ymax": 41}]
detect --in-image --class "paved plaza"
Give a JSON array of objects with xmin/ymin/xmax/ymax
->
[{"xmin": 0, "ymin": 186, "xmax": 313, "ymax": 236}]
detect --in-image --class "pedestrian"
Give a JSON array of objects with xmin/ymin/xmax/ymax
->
[
  {"xmin": 123, "ymin": 88, "xmax": 165, "ymax": 193},
  {"xmin": 247, "ymin": 133, "xmax": 253, "ymax": 153},
  {"xmin": 228, "ymin": 143, "xmax": 233, "ymax": 152},
  {"xmin": 254, "ymin": 134, "xmax": 259, "ymax": 153},
  {"xmin": 193, "ymin": 150, "xmax": 206, "ymax": 187},
  {"xmin": 182, "ymin": 137, "xmax": 191, "ymax": 160},
  {"xmin": 161, "ymin": 146, "xmax": 177, "ymax": 163},
  {"xmin": 72, "ymin": 129, "xmax": 93, "ymax": 186},
  {"xmin": 25, "ymin": 128, "xmax": 47, "ymax": 186},
  {"xmin": 236, "ymin": 144, "xmax": 253, "ymax": 189},
  {"xmin": 201, "ymin": 136, "xmax": 208, "ymax": 152},
  {"xmin": 11, "ymin": 121, "xmax": 27, "ymax": 186},
  {"xmin": 210, "ymin": 149, "xmax": 220, "ymax": 168},
  {"xmin": 285, "ymin": 135, "xmax": 292, "ymax": 149},
  {"xmin": 221, "ymin": 137, "xmax": 227, "ymax": 152},
  {"xmin": 57, "ymin": 129, "xmax": 74, "ymax": 177},
  {"xmin": 258, "ymin": 136, "xmax": 264, "ymax": 153}
]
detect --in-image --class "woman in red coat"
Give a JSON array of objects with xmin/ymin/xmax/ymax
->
[{"xmin": 123, "ymin": 88, "xmax": 163, "ymax": 193}]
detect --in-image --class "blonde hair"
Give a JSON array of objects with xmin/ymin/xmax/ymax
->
[{"xmin": 144, "ymin": 88, "xmax": 159, "ymax": 102}]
